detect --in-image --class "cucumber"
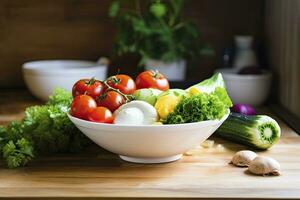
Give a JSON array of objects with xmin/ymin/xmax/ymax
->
[{"xmin": 216, "ymin": 112, "xmax": 281, "ymax": 150}]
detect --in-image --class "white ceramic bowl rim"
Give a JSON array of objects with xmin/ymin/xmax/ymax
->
[
  {"xmin": 218, "ymin": 68, "xmax": 272, "ymax": 80},
  {"xmin": 67, "ymin": 111, "xmax": 229, "ymax": 130},
  {"xmin": 23, "ymin": 60, "xmax": 107, "ymax": 76}
]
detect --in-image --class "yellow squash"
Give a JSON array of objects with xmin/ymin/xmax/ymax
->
[{"xmin": 155, "ymin": 94, "xmax": 180, "ymax": 119}]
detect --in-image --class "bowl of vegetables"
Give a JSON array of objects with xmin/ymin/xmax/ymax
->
[
  {"xmin": 68, "ymin": 112, "xmax": 229, "ymax": 163},
  {"xmin": 68, "ymin": 72, "xmax": 232, "ymax": 163}
]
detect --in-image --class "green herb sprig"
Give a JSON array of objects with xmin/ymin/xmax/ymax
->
[{"xmin": 0, "ymin": 88, "xmax": 89, "ymax": 168}]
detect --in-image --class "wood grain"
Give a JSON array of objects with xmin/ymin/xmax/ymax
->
[
  {"xmin": 265, "ymin": 0, "xmax": 300, "ymax": 118},
  {"xmin": 0, "ymin": 90, "xmax": 299, "ymax": 199},
  {"xmin": 0, "ymin": 0, "xmax": 264, "ymax": 88}
]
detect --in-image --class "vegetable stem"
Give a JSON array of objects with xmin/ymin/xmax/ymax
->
[{"xmin": 103, "ymin": 80, "xmax": 134, "ymax": 103}]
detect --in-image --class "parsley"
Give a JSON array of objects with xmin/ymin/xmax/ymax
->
[{"xmin": 0, "ymin": 88, "xmax": 89, "ymax": 168}]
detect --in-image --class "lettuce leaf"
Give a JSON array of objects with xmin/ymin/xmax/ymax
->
[
  {"xmin": 0, "ymin": 88, "xmax": 89, "ymax": 168},
  {"xmin": 187, "ymin": 73, "xmax": 226, "ymax": 94},
  {"xmin": 164, "ymin": 87, "xmax": 232, "ymax": 124}
]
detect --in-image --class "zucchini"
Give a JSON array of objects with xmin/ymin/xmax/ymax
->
[{"xmin": 216, "ymin": 112, "xmax": 281, "ymax": 150}]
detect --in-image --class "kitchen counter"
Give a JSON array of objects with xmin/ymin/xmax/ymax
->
[{"xmin": 0, "ymin": 90, "xmax": 300, "ymax": 200}]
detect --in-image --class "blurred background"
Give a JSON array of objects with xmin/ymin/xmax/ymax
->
[{"xmin": 0, "ymin": 0, "xmax": 299, "ymax": 120}]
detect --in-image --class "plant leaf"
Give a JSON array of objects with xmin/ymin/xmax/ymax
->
[{"xmin": 109, "ymin": 1, "xmax": 120, "ymax": 17}]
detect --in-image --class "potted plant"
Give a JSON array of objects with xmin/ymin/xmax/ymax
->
[{"xmin": 109, "ymin": 0, "xmax": 213, "ymax": 81}]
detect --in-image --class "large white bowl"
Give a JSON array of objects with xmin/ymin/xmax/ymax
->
[
  {"xmin": 217, "ymin": 69, "xmax": 272, "ymax": 106},
  {"xmin": 68, "ymin": 113, "xmax": 229, "ymax": 164},
  {"xmin": 23, "ymin": 60, "xmax": 108, "ymax": 101}
]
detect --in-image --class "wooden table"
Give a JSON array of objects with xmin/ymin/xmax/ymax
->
[{"xmin": 0, "ymin": 90, "xmax": 300, "ymax": 199}]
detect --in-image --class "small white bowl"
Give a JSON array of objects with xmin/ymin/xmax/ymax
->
[
  {"xmin": 217, "ymin": 69, "xmax": 272, "ymax": 106},
  {"xmin": 68, "ymin": 112, "xmax": 229, "ymax": 164},
  {"xmin": 23, "ymin": 60, "xmax": 108, "ymax": 101}
]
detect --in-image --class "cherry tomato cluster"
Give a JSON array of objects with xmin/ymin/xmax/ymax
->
[{"xmin": 70, "ymin": 70, "xmax": 169, "ymax": 124}]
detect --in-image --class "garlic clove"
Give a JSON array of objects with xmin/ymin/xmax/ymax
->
[
  {"xmin": 248, "ymin": 156, "xmax": 281, "ymax": 176},
  {"xmin": 230, "ymin": 150, "xmax": 257, "ymax": 167},
  {"xmin": 184, "ymin": 150, "xmax": 194, "ymax": 156}
]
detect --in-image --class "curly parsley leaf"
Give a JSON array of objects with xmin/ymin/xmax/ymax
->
[
  {"xmin": 2, "ymin": 138, "xmax": 34, "ymax": 169},
  {"xmin": 164, "ymin": 87, "xmax": 232, "ymax": 124},
  {"xmin": 0, "ymin": 88, "xmax": 89, "ymax": 168}
]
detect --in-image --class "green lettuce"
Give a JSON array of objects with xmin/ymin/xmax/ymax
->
[
  {"xmin": 187, "ymin": 73, "xmax": 226, "ymax": 94},
  {"xmin": 164, "ymin": 87, "xmax": 232, "ymax": 124},
  {"xmin": 0, "ymin": 88, "xmax": 89, "ymax": 168},
  {"xmin": 164, "ymin": 73, "xmax": 232, "ymax": 124}
]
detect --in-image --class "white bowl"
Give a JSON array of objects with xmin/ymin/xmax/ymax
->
[
  {"xmin": 23, "ymin": 60, "xmax": 108, "ymax": 101},
  {"xmin": 217, "ymin": 69, "xmax": 272, "ymax": 106},
  {"xmin": 68, "ymin": 113, "xmax": 229, "ymax": 164}
]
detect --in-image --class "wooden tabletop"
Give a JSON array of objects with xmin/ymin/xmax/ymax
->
[{"xmin": 0, "ymin": 90, "xmax": 300, "ymax": 200}]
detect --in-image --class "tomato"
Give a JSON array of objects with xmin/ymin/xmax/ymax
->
[
  {"xmin": 87, "ymin": 107, "xmax": 113, "ymax": 123},
  {"xmin": 135, "ymin": 70, "xmax": 169, "ymax": 91},
  {"xmin": 72, "ymin": 78, "xmax": 106, "ymax": 99},
  {"xmin": 97, "ymin": 91, "xmax": 125, "ymax": 112},
  {"xmin": 107, "ymin": 74, "xmax": 136, "ymax": 94},
  {"xmin": 70, "ymin": 95, "xmax": 97, "ymax": 120}
]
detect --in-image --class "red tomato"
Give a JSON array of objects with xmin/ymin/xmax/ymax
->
[
  {"xmin": 97, "ymin": 91, "xmax": 125, "ymax": 112},
  {"xmin": 135, "ymin": 70, "xmax": 169, "ymax": 91},
  {"xmin": 107, "ymin": 74, "xmax": 136, "ymax": 94},
  {"xmin": 87, "ymin": 107, "xmax": 113, "ymax": 123},
  {"xmin": 70, "ymin": 95, "xmax": 97, "ymax": 120},
  {"xmin": 72, "ymin": 78, "xmax": 106, "ymax": 99}
]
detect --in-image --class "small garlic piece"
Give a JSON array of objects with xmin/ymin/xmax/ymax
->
[
  {"xmin": 184, "ymin": 151, "xmax": 193, "ymax": 156},
  {"xmin": 230, "ymin": 150, "xmax": 257, "ymax": 167},
  {"xmin": 248, "ymin": 156, "xmax": 281, "ymax": 176},
  {"xmin": 201, "ymin": 140, "xmax": 214, "ymax": 148}
]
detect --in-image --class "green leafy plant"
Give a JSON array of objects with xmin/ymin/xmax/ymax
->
[
  {"xmin": 164, "ymin": 87, "xmax": 232, "ymax": 124},
  {"xmin": 109, "ymin": 0, "xmax": 213, "ymax": 65},
  {"xmin": 0, "ymin": 88, "xmax": 89, "ymax": 168}
]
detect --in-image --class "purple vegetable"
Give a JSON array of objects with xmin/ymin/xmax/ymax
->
[{"xmin": 232, "ymin": 104, "xmax": 256, "ymax": 115}]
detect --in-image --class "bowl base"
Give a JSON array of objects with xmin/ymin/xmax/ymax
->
[{"xmin": 119, "ymin": 154, "xmax": 182, "ymax": 164}]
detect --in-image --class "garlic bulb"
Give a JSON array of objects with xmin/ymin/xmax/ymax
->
[
  {"xmin": 230, "ymin": 150, "xmax": 257, "ymax": 167},
  {"xmin": 248, "ymin": 156, "xmax": 281, "ymax": 176}
]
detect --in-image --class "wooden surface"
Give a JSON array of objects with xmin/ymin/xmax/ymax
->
[
  {"xmin": 0, "ymin": 90, "xmax": 300, "ymax": 199},
  {"xmin": 265, "ymin": 0, "xmax": 300, "ymax": 118},
  {"xmin": 0, "ymin": 0, "xmax": 264, "ymax": 88}
]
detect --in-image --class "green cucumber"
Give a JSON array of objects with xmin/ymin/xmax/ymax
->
[{"xmin": 216, "ymin": 112, "xmax": 281, "ymax": 150}]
